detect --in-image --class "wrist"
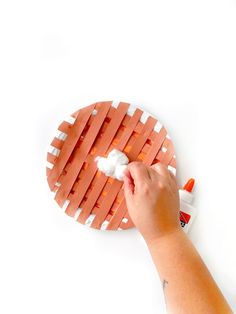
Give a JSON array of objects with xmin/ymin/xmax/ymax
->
[{"xmin": 145, "ymin": 227, "xmax": 185, "ymax": 248}]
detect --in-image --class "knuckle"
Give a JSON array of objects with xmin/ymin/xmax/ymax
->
[
  {"xmin": 152, "ymin": 162, "xmax": 168, "ymax": 175},
  {"xmin": 128, "ymin": 161, "xmax": 143, "ymax": 170},
  {"xmin": 158, "ymin": 181, "xmax": 166, "ymax": 190}
]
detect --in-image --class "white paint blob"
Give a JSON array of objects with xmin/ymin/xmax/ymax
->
[{"xmin": 95, "ymin": 149, "xmax": 129, "ymax": 181}]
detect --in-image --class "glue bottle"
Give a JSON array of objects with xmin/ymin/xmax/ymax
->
[{"xmin": 179, "ymin": 178, "xmax": 196, "ymax": 233}]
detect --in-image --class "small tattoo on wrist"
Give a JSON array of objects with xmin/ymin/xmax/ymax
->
[{"xmin": 162, "ymin": 279, "xmax": 168, "ymax": 290}]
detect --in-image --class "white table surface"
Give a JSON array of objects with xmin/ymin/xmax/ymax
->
[{"xmin": 1, "ymin": 1, "xmax": 236, "ymax": 313}]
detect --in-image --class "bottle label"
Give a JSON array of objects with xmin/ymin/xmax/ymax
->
[{"xmin": 179, "ymin": 211, "xmax": 191, "ymax": 228}]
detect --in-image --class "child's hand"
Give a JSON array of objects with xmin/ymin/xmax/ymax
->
[{"xmin": 123, "ymin": 162, "xmax": 181, "ymax": 243}]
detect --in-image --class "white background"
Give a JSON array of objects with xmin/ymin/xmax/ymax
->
[{"xmin": 0, "ymin": 0, "xmax": 236, "ymax": 313}]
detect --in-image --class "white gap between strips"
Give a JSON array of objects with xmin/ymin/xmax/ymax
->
[
  {"xmin": 100, "ymin": 220, "xmax": 109, "ymax": 230},
  {"xmin": 46, "ymin": 161, "xmax": 54, "ymax": 169},
  {"xmin": 122, "ymin": 217, "xmax": 128, "ymax": 223},
  {"xmin": 140, "ymin": 112, "xmax": 149, "ymax": 124},
  {"xmin": 55, "ymin": 182, "xmax": 61, "ymax": 187},
  {"xmin": 92, "ymin": 109, "xmax": 98, "ymax": 116},
  {"xmin": 118, "ymin": 227, "xmax": 122, "ymax": 231},
  {"xmin": 162, "ymin": 147, "xmax": 167, "ymax": 153},
  {"xmin": 74, "ymin": 208, "xmax": 82, "ymax": 220},
  {"xmin": 168, "ymin": 165, "xmax": 176, "ymax": 176},
  {"xmin": 85, "ymin": 214, "xmax": 96, "ymax": 227},
  {"xmin": 49, "ymin": 146, "xmax": 60, "ymax": 157},
  {"xmin": 127, "ymin": 104, "xmax": 136, "ymax": 117},
  {"xmin": 55, "ymin": 130, "xmax": 67, "ymax": 141},
  {"xmin": 65, "ymin": 115, "xmax": 76, "ymax": 124},
  {"xmin": 111, "ymin": 100, "xmax": 120, "ymax": 108},
  {"xmin": 62, "ymin": 200, "xmax": 70, "ymax": 211},
  {"xmin": 154, "ymin": 121, "xmax": 163, "ymax": 133}
]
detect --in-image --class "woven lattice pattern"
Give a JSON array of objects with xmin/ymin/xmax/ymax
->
[{"xmin": 46, "ymin": 101, "xmax": 176, "ymax": 230}]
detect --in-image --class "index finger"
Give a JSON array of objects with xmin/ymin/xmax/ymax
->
[{"xmin": 127, "ymin": 162, "xmax": 151, "ymax": 191}]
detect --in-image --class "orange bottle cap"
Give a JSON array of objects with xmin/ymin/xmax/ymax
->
[{"xmin": 183, "ymin": 178, "xmax": 195, "ymax": 192}]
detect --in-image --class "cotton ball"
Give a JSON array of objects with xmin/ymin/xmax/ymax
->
[
  {"xmin": 96, "ymin": 157, "xmax": 115, "ymax": 176},
  {"xmin": 95, "ymin": 149, "xmax": 129, "ymax": 181},
  {"xmin": 114, "ymin": 164, "xmax": 128, "ymax": 181},
  {"xmin": 107, "ymin": 149, "xmax": 129, "ymax": 165}
]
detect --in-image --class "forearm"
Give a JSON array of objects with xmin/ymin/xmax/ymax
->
[{"xmin": 147, "ymin": 229, "xmax": 232, "ymax": 314}]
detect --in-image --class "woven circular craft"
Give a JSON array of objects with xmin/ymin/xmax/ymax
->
[{"xmin": 46, "ymin": 101, "xmax": 176, "ymax": 231}]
